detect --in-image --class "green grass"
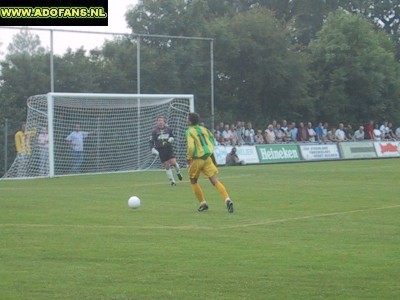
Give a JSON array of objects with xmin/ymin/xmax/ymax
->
[{"xmin": 1, "ymin": 159, "xmax": 400, "ymax": 299}]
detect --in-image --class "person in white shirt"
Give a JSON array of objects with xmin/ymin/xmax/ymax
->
[
  {"xmin": 335, "ymin": 123, "xmax": 347, "ymax": 141},
  {"xmin": 307, "ymin": 122, "xmax": 317, "ymax": 142},
  {"xmin": 66, "ymin": 124, "xmax": 92, "ymax": 173},
  {"xmin": 221, "ymin": 124, "xmax": 234, "ymax": 146},
  {"xmin": 280, "ymin": 119, "xmax": 288, "ymax": 134},
  {"xmin": 379, "ymin": 120, "xmax": 389, "ymax": 139},
  {"xmin": 244, "ymin": 122, "xmax": 255, "ymax": 145},
  {"xmin": 353, "ymin": 125, "xmax": 365, "ymax": 141},
  {"xmin": 264, "ymin": 124, "xmax": 276, "ymax": 144},
  {"xmin": 38, "ymin": 126, "xmax": 49, "ymax": 175},
  {"xmin": 373, "ymin": 124, "xmax": 383, "ymax": 141}
]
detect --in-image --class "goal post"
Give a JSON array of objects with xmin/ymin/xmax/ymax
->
[{"xmin": 2, "ymin": 93, "xmax": 194, "ymax": 179}]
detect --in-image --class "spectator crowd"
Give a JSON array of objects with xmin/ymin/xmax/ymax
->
[{"xmin": 212, "ymin": 120, "xmax": 400, "ymax": 146}]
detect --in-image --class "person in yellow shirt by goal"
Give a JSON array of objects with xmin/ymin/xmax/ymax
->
[
  {"xmin": 14, "ymin": 122, "xmax": 36, "ymax": 177},
  {"xmin": 185, "ymin": 112, "xmax": 234, "ymax": 213}
]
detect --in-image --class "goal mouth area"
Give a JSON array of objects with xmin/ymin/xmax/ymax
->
[{"xmin": 3, "ymin": 93, "xmax": 194, "ymax": 179}]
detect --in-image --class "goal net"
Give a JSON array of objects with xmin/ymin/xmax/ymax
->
[{"xmin": 3, "ymin": 93, "xmax": 194, "ymax": 179}]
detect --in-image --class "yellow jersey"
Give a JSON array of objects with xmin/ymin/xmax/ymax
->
[
  {"xmin": 15, "ymin": 130, "xmax": 26, "ymax": 154},
  {"xmin": 185, "ymin": 125, "xmax": 215, "ymax": 160}
]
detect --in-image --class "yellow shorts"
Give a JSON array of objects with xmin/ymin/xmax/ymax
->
[{"xmin": 188, "ymin": 157, "xmax": 218, "ymax": 179}]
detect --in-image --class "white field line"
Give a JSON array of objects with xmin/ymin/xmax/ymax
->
[
  {"xmin": 220, "ymin": 204, "xmax": 400, "ymax": 229},
  {"xmin": 0, "ymin": 174, "xmax": 254, "ymax": 191},
  {"xmin": 1, "ymin": 204, "xmax": 399, "ymax": 231}
]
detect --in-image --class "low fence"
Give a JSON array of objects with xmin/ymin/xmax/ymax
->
[
  {"xmin": 3, "ymin": 127, "xmax": 399, "ymax": 177},
  {"xmin": 214, "ymin": 141, "xmax": 400, "ymax": 166}
]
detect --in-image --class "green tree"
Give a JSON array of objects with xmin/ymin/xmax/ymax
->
[
  {"xmin": 95, "ymin": 36, "xmax": 183, "ymax": 94},
  {"xmin": 309, "ymin": 10, "xmax": 400, "ymax": 125},
  {"xmin": 238, "ymin": 1, "xmax": 399, "ymax": 57},
  {"xmin": 341, "ymin": 0, "xmax": 400, "ymax": 59},
  {"xmin": 0, "ymin": 55, "xmax": 49, "ymax": 120},
  {"xmin": 126, "ymin": 0, "xmax": 208, "ymax": 36},
  {"xmin": 209, "ymin": 8, "xmax": 312, "ymax": 125},
  {"xmin": 126, "ymin": 2, "xmax": 313, "ymax": 124},
  {"xmin": 0, "ymin": 29, "xmax": 49, "ymax": 176},
  {"xmin": 125, "ymin": 0, "xmax": 215, "ymax": 117},
  {"xmin": 7, "ymin": 28, "xmax": 45, "ymax": 55},
  {"xmin": 53, "ymin": 48, "xmax": 100, "ymax": 93},
  {"xmin": 89, "ymin": 38, "xmax": 137, "ymax": 94},
  {"xmin": 341, "ymin": 0, "xmax": 399, "ymax": 36}
]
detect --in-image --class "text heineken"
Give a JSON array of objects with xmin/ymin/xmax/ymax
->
[
  {"xmin": 257, "ymin": 145, "xmax": 301, "ymax": 163},
  {"xmin": 261, "ymin": 147, "xmax": 298, "ymax": 159}
]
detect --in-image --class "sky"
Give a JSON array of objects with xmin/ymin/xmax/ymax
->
[{"xmin": 0, "ymin": 0, "xmax": 138, "ymax": 57}]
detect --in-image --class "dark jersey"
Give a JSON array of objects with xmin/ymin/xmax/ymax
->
[{"xmin": 150, "ymin": 126, "xmax": 176, "ymax": 163}]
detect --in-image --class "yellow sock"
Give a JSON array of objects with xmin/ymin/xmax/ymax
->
[
  {"xmin": 214, "ymin": 181, "xmax": 229, "ymax": 202},
  {"xmin": 191, "ymin": 183, "xmax": 205, "ymax": 203}
]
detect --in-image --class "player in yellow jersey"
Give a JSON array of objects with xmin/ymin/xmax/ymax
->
[
  {"xmin": 14, "ymin": 122, "xmax": 27, "ymax": 177},
  {"xmin": 186, "ymin": 113, "xmax": 234, "ymax": 213}
]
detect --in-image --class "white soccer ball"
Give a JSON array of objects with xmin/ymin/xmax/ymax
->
[{"xmin": 128, "ymin": 196, "xmax": 141, "ymax": 209}]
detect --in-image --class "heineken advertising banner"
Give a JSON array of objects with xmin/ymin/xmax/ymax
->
[
  {"xmin": 256, "ymin": 144, "xmax": 301, "ymax": 163},
  {"xmin": 339, "ymin": 141, "xmax": 376, "ymax": 159},
  {"xmin": 299, "ymin": 144, "xmax": 340, "ymax": 161}
]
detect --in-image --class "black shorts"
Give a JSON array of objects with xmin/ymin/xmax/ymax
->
[{"xmin": 158, "ymin": 147, "xmax": 175, "ymax": 163}]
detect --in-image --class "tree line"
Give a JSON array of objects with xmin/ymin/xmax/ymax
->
[{"xmin": 1, "ymin": 0, "xmax": 400, "ymax": 175}]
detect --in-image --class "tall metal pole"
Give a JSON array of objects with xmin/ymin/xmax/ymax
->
[
  {"xmin": 4, "ymin": 118, "xmax": 8, "ymax": 174},
  {"xmin": 136, "ymin": 35, "xmax": 141, "ymax": 167},
  {"xmin": 50, "ymin": 30, "xmax": 54, "ymax": 92},
  {"xmin": 137, "ymin": 35, "xmax": 141, "ymax": 94},
  {"xmin": 210, "ymin": 39, "xmax": 215, "ymax": 129},
  {"xmin": 47, "ymin": 94, "xmax": 55, "ymax": 177},
  {"xmin": 49, "ymin": 30, "xmax": 55, "ymax": 177}
]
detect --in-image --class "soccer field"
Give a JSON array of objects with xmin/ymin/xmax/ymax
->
[{"xmin": 1, "ymin": 159, "xmax": 399, "ymax": 299}]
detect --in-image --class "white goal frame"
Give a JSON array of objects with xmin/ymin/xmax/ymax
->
[{"xmin": 3, "ymin": 93, "xmax": 194, "ymax": 179}]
